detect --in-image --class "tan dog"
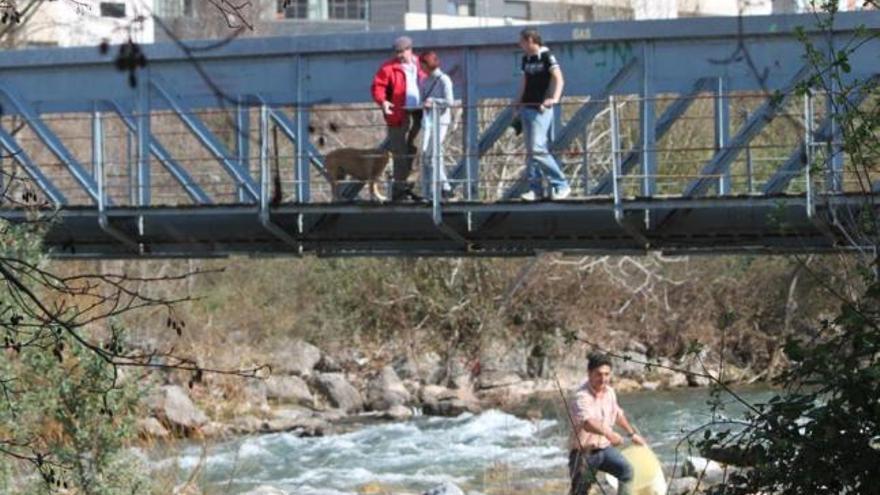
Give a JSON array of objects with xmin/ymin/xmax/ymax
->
[{"xmin": 324, "ymin": 148, "xmax": 392, "ymax": 201}]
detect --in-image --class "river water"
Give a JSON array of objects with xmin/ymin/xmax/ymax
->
[{"xmin": 154, "ymin": 386, "xmax": 774, "ymax": 494}]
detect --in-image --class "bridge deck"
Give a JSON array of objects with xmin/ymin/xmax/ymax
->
[{"xmin": 7, "ymin": 193, "xmax": 865, "ymax": 257}]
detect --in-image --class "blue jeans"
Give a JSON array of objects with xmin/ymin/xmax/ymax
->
[
  {"xmin": 569, "ymin": 447, "xmax": 634, "ymax": 495},
  {"xmin": 522, "ymin": 107, "xmax": 569, "ymax": 195}
]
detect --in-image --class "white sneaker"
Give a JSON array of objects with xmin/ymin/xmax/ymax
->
[
  {"xmin": 520, "ymin": 190, "xmax": 538, "ymax": 201},
  {"xmin": 551, "ymin": 186, "xmax": 571, "ymax": 200}
]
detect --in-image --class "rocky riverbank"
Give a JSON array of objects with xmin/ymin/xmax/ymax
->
[
  {"xmin": 138, "ymin": 339, "xmax": 747, "ymax": 494},
  {"xmin": 140, "ymin": 339, "xmax": 747, "ymax": 441}
]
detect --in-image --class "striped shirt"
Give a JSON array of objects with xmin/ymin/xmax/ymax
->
[{"xmin": 569, "ymin": 383, "xmax": 621, "ymax": 451}]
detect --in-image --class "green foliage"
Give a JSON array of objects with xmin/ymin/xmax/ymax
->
[
  {"xmin": 0, "ymin": 340, "xmax": 151, "ymax": 494},
  {"xmin": 0, "ymin": 218, "xmax": 152, "ymax": 494},
  {"xmin": 698, "ymin": 3, "xmax": 880, "ymax": 493},
  {"xmin": 699, "ymin": 282, "xmax": 880, "ymax": 494}
]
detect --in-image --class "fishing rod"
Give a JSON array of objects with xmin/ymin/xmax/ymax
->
[{"xmin": 553, "ymin": 371, "xmax": 609, "ymax": 495}]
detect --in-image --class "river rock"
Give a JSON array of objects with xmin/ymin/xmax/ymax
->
[
  {"xmin": 393, "ymin": 351, "xmax": 444, "ymax": 384},
  {"xmin": 645, "ymin": 358, "xmax": 689, "ymax": 388},
  {"xmin": 420, "ymin": 384, "xmax": 457, "ymax": 403},
  {"xmin": 661, "ymin": 369, "xmax": 689, "ymax": 388},
  {"xmin": 366, "ymin": 366, "xmax": 411, "ymax": 410},
  {"xmin": 314, "ymin": 372, "xmax": 364, "ymax": 413},
  {"xmin": 686, "ymin": 370, "xmax": 712, "ymax": 387},
  {"xmin": 624, "ymin": 340, "xmax": 649, "ymax": 355},
  {"xmin": 421, "ymin": 384, "xmax": 481, "ymax": 414},
  {"xmin": 137, "ymin": 417, "xmax": 169, "ymax": 438},
  {"xmin": 271, "ymin": 339, "xmax": 322, "ymax": 377},
  {"xmin": 241, "ymin": 486, "xmax": 288, "ymax": 495},
  {"xmin": 230, "ymin": 415, "xmax": 264, "ymax": 435},
  {"xmin": 477, "ymin": 370, "xmax": 522, "ymax": 390},
  {"xmin": 149, "ymin": 385, "xmax": 208, "ymax": 432},
  {"xmin": 718, "ymin": 364, "xmax": 748, "ymax": 384},
  {"xmin": 479, "ymin": 342, "xmax": 528, "ymax": 378},
  {"xmin": 242, "ymin": 379, "xmax": 269, "ymax": 411},
  {"xmin": 383, "ymin": 404, "xmax": 414, "ymax": 420},
  {"xmin": 402, "ymin": 378, "xmax": 421, "ymax": 397},
  {"xmin": 423, "ymin": 397, "xmax": 481, "ymax": 417},
  {"xmin": 612, "ymin": 378, "xmax": 641, "ymax": 393},
  {"xmin": 422, "ymin": 482, "xmax": 464, "ymax": 495},
  {"xmin": 316, "ymin": 352, "xmax": 344, "ymax": 372},
  {"xmin": 614, "ymin": 351, "xmax": 649, "ymax": 379},
  {"xmin": 476, "ymin": 380, "xmax": 535, "ymax": 407},
  {"xmin": 641, "ymin": 380, "xmax": 661, "ymax": 391},
  {"xmin": 683, "ymin": 456, "xmax": 726, "ymax": 485},
  {"xmin": 266, "ymin": 375, "xmax": 314, "ymax": 406},
  {"xmin": 264, "ymin": 409, "xmax": 328, "ymax": 436},
  {"xmin": 444, "ymin": 353, "xmax": 474, "ymax": 389},
  {"xmin": 200, "ymin": 421, "xmax": 230, "ymax": 438},
  {"xmin": 668, "ymin": 476, "xmax": 700, "ymax": 495}
]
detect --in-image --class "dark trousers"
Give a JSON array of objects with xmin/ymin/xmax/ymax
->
[
  {"xmin": 569, "ymin": 447, "xmax": 634, "ymax": 495},
  {"xmin": 387, "ymin": 110, "xmax": 422, "ymax": 199}
]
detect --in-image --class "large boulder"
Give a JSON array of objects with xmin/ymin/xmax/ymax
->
[
  {"xmin": 314, "ymin": 373, "xmax": 364, "ymax": 413},
  {"xmin": 264, "ymin": 408, "xmax": 328, "ymax": 436},
  {"xmin": 383, "ymin": 404, "xmax": 414, "ymax": 420},
  {"xmin": 655, "ymin": 361, "xmax": 689, "ymax": 388},
  {"xmin": 265, "ymin": 375, "xmax": 314, "ymax": 406},
  {"xmin": 315, "ymin": 352, "xmax": 344, "ymax": 372},
  {"xmin": 230, "ymin": 409, "xmax": 328, "ymax": 436},
  {"xmin": 667, "ymin": 477, "xmax": 700, "ymax": 495},
  {"xmin": 241, "ymin": 379, "xmax": 269, "ymax": 412},
  {"xmin": 366, "ymin": 366, "xmax": 411, "ymax": 411},
  {"xmin": 149, "ymin": 385, "xmax": 208, "ymax": 432},
  {"xmin": 422, "ymin": 482, "xmax": 465, "ymax": 495},
  {"xmin": 613, "ymin": 351, "xmax": 649, "ymax": 380},
  {"xmin": 423, "ymin": 397, "xmax": 481, "ymax": 417},
  {"xmin": 137, "ymin": 417, "xmax": 169, "ymax": 439},
  {"xmin": 683, "ymin": 456, "xmax": 726, "ymax": 485},
  {"xmin": 230, "ymin": 415, "xmax": 264, "ymax": 435},
  {"xmin": 478, "ymin": 342, "xmax": 528, "ymax": 380},
  {"xmin": 477, "ymin": 370, "xmax": 522, "ymax": 390},
  {"xmin": 420, "ymin": 384, "xmax": 480, "ymax": 416},
  {"xmin": 270, "ymin": 339, "xmax": 322, "ymax": 377},
  {"xmin": 612, "ymin": 378, "xmax": 642, "ymax": 393},
  {"xmin": 420, "ymin": 384, "xmax": 458, "ymax": 403},
  {"xmin": 441, "ymin": 353, "xmax": 474, "ymax": 390},
  {"xmin": 476, "ymin": 380, "xmax": 535, "ymax": 408},
  {"xmin": 393, "ymin": 351, "xmax": 444, "ymax": 384}
]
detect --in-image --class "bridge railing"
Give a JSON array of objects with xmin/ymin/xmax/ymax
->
[{"xmin": 0, "ymin": 89, "xmax": 861, "ymax": 210}]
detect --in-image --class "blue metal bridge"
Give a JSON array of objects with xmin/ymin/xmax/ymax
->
[{"xmin": 0, "ymin": 12, "xmax": 878, "ymax": 257}]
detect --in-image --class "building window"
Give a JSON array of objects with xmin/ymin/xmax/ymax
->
[
  {"xmin": 280, "ymin": 0, "xmax": 367, "ymax": 20},
  {"xmin": 567, "ymin": 6, "xmax": 592, "ymax": 22},
  {"xmin": 447, "ymin": 0, "xmax": 475, "ymax": 16},
  {"xmin": 328, "ymin": 0, "xmax": 367, "ymax": 19},
  {"xmin": 155, "ymin": 0, "xmax": 194, "ymax": 18},
  {"xmin": 280, "ymin": 0, "xmax": 309, "ymax": 18},
  {"xmin": 100, "ymin": 2, "xmax": 126, "ymax": 18},
  {"xmin": 503, "ymin": 0, "xmax": 529, "ymax": 19}
]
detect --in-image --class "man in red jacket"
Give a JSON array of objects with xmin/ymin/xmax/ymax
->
[{"xmin": 371, "ymin": 36, "xmax": 426, "ymax": 201}]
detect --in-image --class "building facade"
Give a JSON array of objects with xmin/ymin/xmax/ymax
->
[
  {"xmin": 12, "ymin": 0, "xmax": 154, "ymax": 48},
  {"xmin": 4, "ymin": 0, "xmax": 875, "ymax": 48}
]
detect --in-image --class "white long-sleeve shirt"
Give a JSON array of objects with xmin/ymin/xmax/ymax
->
[{"xmin": 420, "ymin": 68, "xmax": 454, "ymax": 126}]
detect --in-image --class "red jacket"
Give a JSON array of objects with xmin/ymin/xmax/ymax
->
[{"xmin": 371, "ymin": 57, "xmax": 426, "ymax": 127}]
